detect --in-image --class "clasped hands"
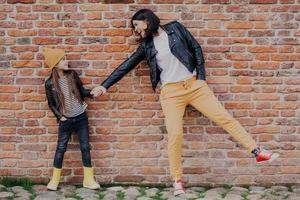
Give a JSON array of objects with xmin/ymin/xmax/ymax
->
[{"xmin": 90, "ymin": 86, "xmax": 107, "ymax": 97}]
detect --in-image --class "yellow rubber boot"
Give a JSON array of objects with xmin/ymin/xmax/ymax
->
[
  {"xmin": 47, "ymin": 167, "xmax": 61, "ymax": 190},
  {"xmin": 83, "ymin": 167, "xmax": 100, "ymax": 189}
]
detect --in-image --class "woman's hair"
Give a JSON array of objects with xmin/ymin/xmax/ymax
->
[
  {"xmin": 131, "ymin": 9, "xmax": 160, "ymax": 41},
  {"xmin": 51, "ymin": 67, "xmax": 83, "ymax": 114}
]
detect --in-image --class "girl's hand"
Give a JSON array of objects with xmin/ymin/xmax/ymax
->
[{"xmin": 60, "ymin": 116, "xmax": 67, "ymax": 121}]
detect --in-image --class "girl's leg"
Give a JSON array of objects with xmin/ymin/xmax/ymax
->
[
  {"xmin": 53, "ymin": 122, "xmax": 72, "ymax": 168},
  {"xmin": 76, "ymin": 114, "xmax": 92, "ymax": 167},
  {"xmin": 75, "ymin": 113, "xmax": 99, "ymax": 189},
  {"xmin": 48, "ymin": 121, "xmax": 72, "ymax": 190}
]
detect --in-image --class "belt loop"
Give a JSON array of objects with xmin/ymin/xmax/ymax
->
[{"xmin": 183, "ymin": 80, "xmax": 188, "ymax": 90}]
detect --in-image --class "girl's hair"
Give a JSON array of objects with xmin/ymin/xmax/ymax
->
[
  {"xmin": 131, "ymin": 9, "xmax": 160, "ymax": 42},
  {"xmin": 51, "ymin": 67, "xmax": 83, "ymax": 114}
]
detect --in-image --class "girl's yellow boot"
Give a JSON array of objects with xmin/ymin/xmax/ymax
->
[
  {"xmin": 47, "ymin": 167, "xmax": 61, "ymax": 190},
  {"xmin": 83, "ymin": 167, "xmax": 100, "ymax": 189}
]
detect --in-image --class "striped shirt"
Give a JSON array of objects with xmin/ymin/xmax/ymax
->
[{"xmin": 58, "ymin": 76, "xmax": 87, "ymax": 118}]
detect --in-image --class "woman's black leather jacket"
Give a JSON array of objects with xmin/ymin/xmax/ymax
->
[{"xmin": 101, "ymin": 21, "xmax": 206, "ymax": 91}]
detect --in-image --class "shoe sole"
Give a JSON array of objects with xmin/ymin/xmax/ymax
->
[
  {"xmin": 47, "ymin": 186, "xmax": 58, "ymax": 191},
  {"xmin": 174, "ymin": 190, "xmax": 185, "ymax": 196},
  {"xmin": 268, "ymin": 153, "xmax": 280, "ymax": 163},
  {"xmin": 83, "ymin": 185, "xmax": 100, "ymax": 190}
]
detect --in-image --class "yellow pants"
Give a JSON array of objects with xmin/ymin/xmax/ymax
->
[{"xmin": 160, "ymin": 77, "xmax": 257, "ymax": 181}]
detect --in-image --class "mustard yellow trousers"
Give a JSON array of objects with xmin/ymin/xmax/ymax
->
[{"xmin": 160, "ymin": 77, "xmax": 257, "ymax": 181}]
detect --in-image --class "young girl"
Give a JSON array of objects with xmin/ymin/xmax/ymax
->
[{"xmin": 43, "ymin": 48, "xmax": 100, "ymax": 190}]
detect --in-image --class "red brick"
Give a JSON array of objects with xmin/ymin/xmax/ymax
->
[
  {"xmin": 226, "ymin": 21, "xmax": 253, "ymax": 29},
  {"xmin": 16, "ymin": 111, "xmax": 45, "ymax": 118},
  {"xmin": 202, "ymin": 0, "xmax": 230, "ymax": 3},
  {"xmin": 36, "ymin": 21, "xmax": 62, "ymax": 28},
  {"xmin": 18, "ymin": 144, "xmax": 47, "ymax": 151},
  {"xmin": 15, "ymin": 13, "xmax": 39, "ymax": 20},
  {"xmin": 114, "ymin": 175, "xmax": 145, "ymax": 182},
  {"xmin": 86, "ymin": 12, "xmax": 102, "ymax": 20},
  {"xmin": 250, "ymin": 126, "xmax": 280, "ymax": 134},
  {"xmin": 254, "ymin": 94, "xmax": 280, "ymax": 101},
  {"xmin": 16, "ymin": 78, "xmax": 44, "ymax": 85},
  {"xmin": 7, "ymin": 0, "xmax": 36, "ymax": 3},
  {"xmin": 18, "ymin": 160, "xmax": 47, "ymax": 168},
  {"xmin": 33, "ymin": 37, "xmax": 62, "ymax": 44},
  {"xmin": 32, "ymin": 5, "xmax": 61, "ymax": 12},
  {"xmin": 81, "ymin": 21, "xmax": 109, "ymax": 28},
  {"xmin": 16, "ymin": 5, "xmax": 30, "ymax": 12},
  {"xmin": 137, "ymin": 167, "xmax": 165, "ymax": 174},
  {"xmin": 11, "ymin": 46, "xmax": 38, "ymax": 53},
  {"xmin": 57, "ymin": 0, "xmax": 79, "ymax": 2},
  {"xmin": 250, "ymin": 0, "xmax": 277, "ymax": 3},
  {"xmin": 248, "ymin": 46, "xmax": 277, "ymax": 53},
  {"xmin": 104, "ymin": 0, "xmax": 134, "ymax": 2},
  {"xmin": 0, "ymin": 152, "xmax": 21, "ymax": 159},
  {"xmin": 12, "ymin": 61, "xmax": 41, "ymax": 68},
  {"xmin": 225, "ymin": 103, "xmax": 254, "ymax": 109},
  {"xmin": 102, "ymin": 29, "xmax": 132, "ymax": 36},
  {"xmin": 17, "ymin": 128, "xmax": 45, "ymax": 135},
  {"xmin": 0, "ymin": 85, "xmax": 20, "ymax": 93},
  {"xmin": 0, "ymin": 22, "xmax": 16, "ymax": 28}
]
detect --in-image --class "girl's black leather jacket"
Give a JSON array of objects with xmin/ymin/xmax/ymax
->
[{"xmin": 45, "ymin": 70, "xmax": 92, "ymax": 122}]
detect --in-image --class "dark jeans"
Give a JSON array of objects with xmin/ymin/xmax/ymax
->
[{"xmin": 53, "ymin": 112, "xmax": 92, "ymax": 168}]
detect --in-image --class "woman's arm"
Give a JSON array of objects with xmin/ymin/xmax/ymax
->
[
  {"xmin": 91, "ymin": 44, "xmax": 145, "ymax": 96},
  {"xmin": 175, "ymin": 22, "xmax": 206, "ymax": 80}
]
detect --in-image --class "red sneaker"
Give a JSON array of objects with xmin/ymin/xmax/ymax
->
[
  {"xmin": 173, "ymin": 180, "xmax": 185, "ymax": 196},
  {"xmin": 256, "ymin": 149, "xmax": 279, "ymax": 163}
]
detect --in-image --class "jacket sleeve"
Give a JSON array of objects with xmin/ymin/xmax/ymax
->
[
  {"xmin": 176, "ymin": 22, "xmax": 206, "ymax": 80},
  {"xmin": 45, "ymin": 82, "xmax": 63, "ymax": 121},
  {"xmin": 73, "ymin": 71, "xmax": 93, "ymax": 98},
  {"xmin": 101, "ymin": 44, "xmax": 145, "ymax": 90}
]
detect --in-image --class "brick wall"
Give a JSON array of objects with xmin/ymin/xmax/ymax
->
[{"xmin": 0, "ymin": 0, "xmax": 299, "ymax": 186}]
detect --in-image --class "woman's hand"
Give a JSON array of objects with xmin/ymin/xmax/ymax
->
[{"xmin": 91, "ymin": 86, "xmax": 107, "ymax": 97}]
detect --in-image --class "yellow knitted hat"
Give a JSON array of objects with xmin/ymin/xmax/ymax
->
[{"xmin": 42, "ymin": 48, "xmax": 65, "ymax": 69}]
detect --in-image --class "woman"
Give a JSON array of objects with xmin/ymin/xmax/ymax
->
[
  {"xmin": 44, "ymin": 48, "xmax": 100, "ymax": 190},
  {"xmin": 91, "ymin": 9, "xmax": 279, "ymax": 196}
]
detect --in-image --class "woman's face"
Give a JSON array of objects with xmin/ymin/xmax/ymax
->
[
  {"xmin": 56, "ymin": 57, "xmax": 68, "ymax": 70},
  {"xmin": 132, "ymin": 20, "xmax": 148, "ymax": 38}
]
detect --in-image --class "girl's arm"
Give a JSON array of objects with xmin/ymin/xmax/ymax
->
[
  {"xmin": 73, "ymin": 71, "xmax": 93, "ymax": 98},
  {"xmin": 45, "ymin": 82, "xmax": 63, "ymax": 121}
]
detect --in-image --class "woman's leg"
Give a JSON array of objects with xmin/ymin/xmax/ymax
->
[
  {"xmin": 160, "ymin": 88, "xmax": 188, "ymax": 181},
  {"xmin": 189, "ymin": 81, "xmax": 257, "ymax": 153}
]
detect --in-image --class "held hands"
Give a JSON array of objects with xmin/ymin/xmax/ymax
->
[{"xmin": 91, "ymin": 86, "xmax": 107, "ymax": 97}]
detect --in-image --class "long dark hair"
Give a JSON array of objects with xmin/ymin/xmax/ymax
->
[
  {"xmin": 51, "ymin": 67, "xmax": 83, "ymax": 114},
  {"xmin": 131, "ymin": 9, "xmax": 160, "ymax": 42}
]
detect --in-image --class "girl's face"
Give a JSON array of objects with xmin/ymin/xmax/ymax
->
[
  {"xmin": 132, "ymin": 20, "xmax": 148, "ymax": 38},
  {"xmin": 56, "ymin": 57, "xmax": 68, "ymax": 70}
]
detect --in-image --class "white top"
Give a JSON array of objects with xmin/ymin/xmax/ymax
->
[
  {"xmin": 153, "ymin": 29, "xmax": 196, "ymax": 87},
  {"xmin": 59, "ymin": 76, "xmax": 87, "ymax": 117}
]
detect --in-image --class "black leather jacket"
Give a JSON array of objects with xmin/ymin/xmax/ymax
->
[
  {"xmin": 101, "ymin": 21, "xmax": 206, "ymax": 91},
  {"xmin": 45, "ymin": 70, "xmax": 92, "ymax": 122}
]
